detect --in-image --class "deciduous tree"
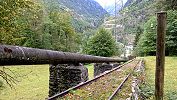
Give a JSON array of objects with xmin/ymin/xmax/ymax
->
[{"xmin": 87, "ymin": 28, "xmax": 117, "ymax": 57}]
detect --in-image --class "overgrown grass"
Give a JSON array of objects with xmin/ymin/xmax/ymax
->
[
  {"xmin": 0, "ymin": 65, "xmax": 49, "ymax": 100},
  {"xmin": 0, "ymin": 64, "xmax": 94, "ymax": 100},
  {"xmin": 85, "ymin": 64, "xmax": 94, "ymax": 80},
  {"xmin": 142, "ymin": 56, "xmax": 177, "ymax": 100}
]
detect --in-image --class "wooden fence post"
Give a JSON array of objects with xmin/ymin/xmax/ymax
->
[{"xmin": 155, "ymin": 11, "xmax": 167, "ymax": 100}]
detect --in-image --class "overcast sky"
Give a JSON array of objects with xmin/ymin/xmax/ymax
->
[{"xmin": 95, "ymin": 0, "xmax": 127, "ymax": 8}]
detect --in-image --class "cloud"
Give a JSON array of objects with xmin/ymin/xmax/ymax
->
[
  {"xmin": 95, "ymin": 0, "xmax": 127, "ymax": 8},
  {"xmin": 95, "ymin": 0, "xmax": 115, "ymax": 7}
]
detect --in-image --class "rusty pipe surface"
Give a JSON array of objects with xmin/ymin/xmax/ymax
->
[{"xmin": 0, "ymin": 45, "xmax": 127, "ymax": 66}]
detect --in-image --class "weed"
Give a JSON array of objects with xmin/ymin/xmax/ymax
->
[
  {"xmin": 0, "ymin": 80, "xmax": 3, "ymax": 87},
  {"xmin": 166, "ymin": 91, "xmax": 177, "ymax": 100},
  {"xmin": 139, "ymin": 83, "xmax": 154, "ymax": 99},
  {"xmin": 140, "ymin": 56, "xmax": 177, "ymax": 100}
]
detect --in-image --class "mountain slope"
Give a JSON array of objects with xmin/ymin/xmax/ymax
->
[
  {"xmin": 124, "ymin": 0, "xmax": 133, "ymax": 7},
  {"xmin": 94, "ymin": 0, "xmax": 128, "ymax": 15},
  {"xmin": 42, "ymin": 0, "xmax": 108, "ymax": 32},
  {"xmin": 104, "ymin": 5, "xmax": 122, "ymax": 15},
  {"xmin": 58, "ymin": 0, "xmax": 108, "ymax": 19},
  {"xmin": 43, "ymin": 0, "xmax": 108, "ymax": 23}
]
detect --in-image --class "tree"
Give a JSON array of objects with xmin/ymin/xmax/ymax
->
[
  {"xmin": 134, "ymin": 26, "xmax": 143, "ymax": 47},
  {"xmin": 21, "ymin": 3, "xmax": 44, "ymax": 48},
  {"xmin": 87, "ymin": 28, "xmax": 117, "ymax": 57},
  {"xmin": 135, "ymin": 16, "xmax": 156, "ymax": 56},
  {"xmin": 166, "ymin": 10, "xmax": 177, "ymax": 55},
  {"xmin": 135, "ymin": 10, "xmax": 177, "ymax": 56},
  {"xmin": 47, "ymin": 11, "xmax": 80, "ymax": 52},
  {"xmin": 0, "ymin": 0, "xmax": 37, "ymax": 45}
]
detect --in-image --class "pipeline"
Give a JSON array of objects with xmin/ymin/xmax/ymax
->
[{"xmin": 0, "ymin": 45, "xmax": 127, "ymax": 66}]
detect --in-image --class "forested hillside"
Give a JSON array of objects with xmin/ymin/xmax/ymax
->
[
  {"xmin": 43, "ymin": 0, "xmax": 108, "ymax": 31},
  {"xmin": 0, "ymin": 0, "xmax": 108, "ymax": 53},
  {"xmin": 102, "ymin": 0, "xmax": 177, "ymax": 56},
  {"xmin": 120, "ymin": 0, "xmax": 177, "ymax": 56},
  {"xmin": 57, "ymin": 0, "xmax": 107, "ymax": 19}
]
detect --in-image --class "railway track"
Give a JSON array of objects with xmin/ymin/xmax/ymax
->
[
  {"xmin": 108, "ymin": 73, "xmax": 131, "ymax": 100},
  {"xmin": 48, "ymin": 58, "xmax": 141, "ymax": 100},
  {"xmin": 108, "ymin": 60, "xmax": 143, "ymax": 100}
]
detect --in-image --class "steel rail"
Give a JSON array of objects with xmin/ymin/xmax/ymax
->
[
  {"xmin": 47, "ymin": 58, "xmax": 136, "ymax": 100},
  {"xmin": 108, "ymin": 73, "xmax": 131, "ymax": 100},
  {"xmin": 0, "ymin": 45, "xmax": 127, "ymax": 66},
  {"xmin": 108, "ymin": 60, "xmax": 141, "ymax": 100}
]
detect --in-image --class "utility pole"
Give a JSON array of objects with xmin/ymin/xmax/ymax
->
[
  {"xmin": 115, "ymin": 0, "xmax": 126, "ymax": 58},
  {"xmin": 114, "ymin": 0, "xmax": 117, "ymax": 41},
  {"xmin": 118, "ymin": 0, "xmax": 126, "ymax": 58},
  {"xmin": 155, "ymin": 11, "xmax": 166, "ymax": 100},
  {"xmin": 120, "ymin": 0, "xmax": 126, "ymax": 58}
]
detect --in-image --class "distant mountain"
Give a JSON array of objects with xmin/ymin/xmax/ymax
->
[
  {"xmin": 124, "ymin": 0, "xmax": 133, "ymax": 8},
  {"xmin": 43, "ymin": 0, "xmax": 108, "ymax": 30},
  {"xmin": 104, "ymin": 5, "xmax": 122, "ymax": 15},
  {"xmin": 93, "ymin": 0, "xmax": 128, "ymax": 15},
  {"xmin": 58, "ymin": 0, "xmax": 108, "ymax": 19},
  {"xmin": 124, "ymin": 0, "xmax": 143, "ymax": 8}
]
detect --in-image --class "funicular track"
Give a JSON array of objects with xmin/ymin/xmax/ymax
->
[{"xmin": 48, "ymin": 58, "xmax": 141, "ymax": 100}]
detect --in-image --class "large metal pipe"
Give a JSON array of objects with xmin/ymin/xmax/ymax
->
[{"xmin": 0, "ymin": 45, "xmax": 126, "ymax": 66}]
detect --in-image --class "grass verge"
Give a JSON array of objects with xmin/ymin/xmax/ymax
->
[
  {"xmin": 0, "ymin": 64, "xmax": 94, "ymax": 100},
  {"xmin": 0, "ymin": 65, "xmax": 49, "ymax": 100},
  {"xmin": 85, "ymin": 64, "xmax": 94, "ymax": 80},
  {"xmin": 141, "ymin": 56, "xmax": 177, "ymax": 100}
]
